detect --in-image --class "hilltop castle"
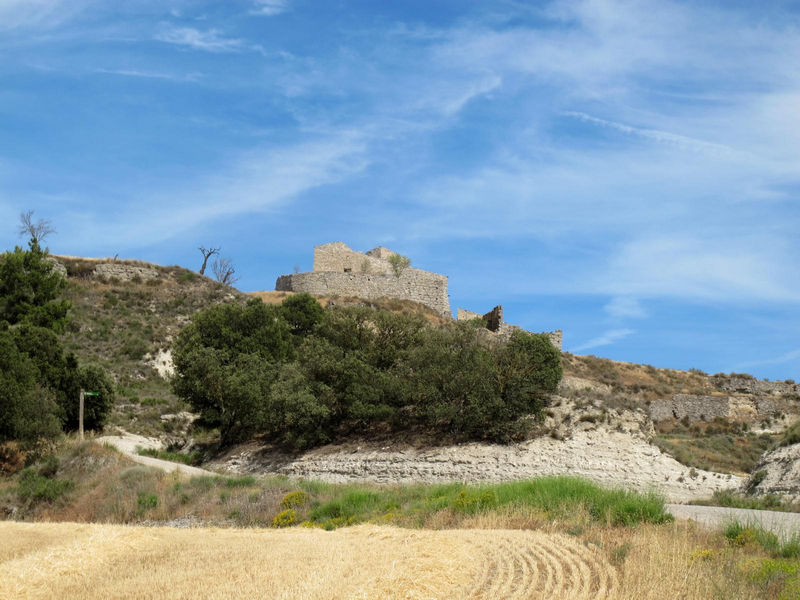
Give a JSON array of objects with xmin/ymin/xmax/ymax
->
[
  {"xmin": 275, "ymin": 242, "xmax": 562, "ymax": 349},
  {"xmin": 275, "ymin": 242, "xmax": 451, "ymax": 317}
]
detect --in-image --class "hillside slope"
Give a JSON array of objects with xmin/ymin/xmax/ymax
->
[{"xmin": 50, "ymin": 256, "xmax": 800, "ymax": 485}]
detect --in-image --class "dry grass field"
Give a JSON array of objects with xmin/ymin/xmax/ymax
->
[
  {"xmin": 0, "ymin": 521, "xmax": 618, "ymax": 600},
  {"xmin": 1, "ymin": 519, "xmax": 789, "ymax": 600}
]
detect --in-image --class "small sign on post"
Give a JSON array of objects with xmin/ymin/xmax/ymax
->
[{"xmin": 79, "ymin": 390, "xmax": 99, "ymax": 440}]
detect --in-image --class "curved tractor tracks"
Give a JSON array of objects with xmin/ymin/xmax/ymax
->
[{"xmin": 464, "ymin": 529, "xmax": 618, "ymax": 599}]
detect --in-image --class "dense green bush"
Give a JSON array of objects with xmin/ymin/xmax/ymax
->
[{"xmin": 172, "ymin": 296, "xmax": 562, "ymax": 449}]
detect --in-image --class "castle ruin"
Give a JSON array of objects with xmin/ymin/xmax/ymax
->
[
  {"xmin": 457, "ymin": 305, "xmax": 563, "ymax": 350},
  {"xmin": 276, "ymin": 242, "xmax": 564, "ymax": 350},
  {"xmin": 275, "ymin": 242, "xmax": 451, "ymax": 318}
]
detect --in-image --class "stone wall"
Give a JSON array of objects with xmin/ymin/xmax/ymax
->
[
  {"xmin": 649, "ymin": 393, "xmax": 793, "ymax": 423},
  {"xmin": 456, "ymin": 308, "xmax": 483, "ymax": 321},
  {"xmin": 313, "ymin": 242, "xmax": 395, "ymax": 275},
  {"xmin": 457, "ymin": 303, "xmax": 562, "ymax": 350},
  {"xmin": 276, "ymin": 271, "xmax": 451, "ymax": 318},
  {"xmin": 714, "ymin": 376, "xmax": 799, "ymax": 397},
  {"xmin": 279, "ymin": 242, "xmax": 451, "ymax": 318}
]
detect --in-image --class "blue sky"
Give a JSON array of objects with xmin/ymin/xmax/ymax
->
[{"xmin": 1, "ymin": 0, "xmax": 799, "ymax": 380}]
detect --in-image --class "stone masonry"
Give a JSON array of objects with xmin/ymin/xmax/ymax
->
[
  {"xmin": 276, "ymin": 242, "xmax": 451, "ymax": 318},
  {"xmin": 650, "ymin": 393, "xmax": 800, "ymax": 423},
  {"xmin": 457, "ymin": 304, "xmax": 563, "ymax": 350}
]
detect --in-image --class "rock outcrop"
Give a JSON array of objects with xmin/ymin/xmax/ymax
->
[
  {"xmin": 210, "ymin": 400, "xmax": 743, "ymax": 503},
  {"xmin": 746, "ymin": 443, "xmax": 800, "ymax": 502}
]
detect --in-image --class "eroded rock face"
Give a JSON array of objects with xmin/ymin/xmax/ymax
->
[
  {"xmin": 746, "ymin": 443, "xmax": 800, "ymax": 503},
  {"xmin": 209, "ymin": 405, "xmax": 742, "ymax": 503},
  {"xmin": 94, "ymin": 263, "xmax": 159, "ymax": 282}
]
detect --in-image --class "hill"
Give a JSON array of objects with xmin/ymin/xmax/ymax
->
[{"xmin": 47, "ymin": 256, "xmax": 800, "ymax": 482}]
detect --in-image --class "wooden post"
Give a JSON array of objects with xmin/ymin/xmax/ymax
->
[{"xmin": 79, "ymin": 389, "xmax": 84, "ymax": 441}]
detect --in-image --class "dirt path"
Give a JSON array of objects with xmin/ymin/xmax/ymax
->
[
  {"xmin": 0, "ymin": 522, "xmax": 618, "ymax": 599},
  {"xmin": 667, "ymin": 503, "xmax": 800, "ymax": 539},
  {"xmin": 95, "ymin": 434, "xmax": 216, "ymax": 478}
]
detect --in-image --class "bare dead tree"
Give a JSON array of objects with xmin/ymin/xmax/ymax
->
[
  {"xmin": 198, "ymin": 246, "xmax": 220, "ymax": 275},
  {"xmin": 211, "ymin": 256, "xmax": 240, "ymax": 286},
  {"xmin": 18, "ymin": 210, "xmax": 56, "ymax": 243}
]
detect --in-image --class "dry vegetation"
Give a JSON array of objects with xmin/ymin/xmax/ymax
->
[
  {"xmin": 561, "ymin": 353, "xmax": 716, "ymax": 400},
  {"xmin": 3, "ymin": 441, "xmax": 800, "ymax": 599},
  {"xmin": 248, "ymin": 290, "xmax": 449, "ymax": 325},
  {"xmin": 1, "ymin": 519, "xmax": 796, "ymax": 599},
  {"xmin": 57, "ymin": 258, "xmax": 243, "ymax": 437}
]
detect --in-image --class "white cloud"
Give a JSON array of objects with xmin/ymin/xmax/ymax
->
[
  {"xmin": 597, "ymin": 236, "xmax": 800, "ymax": 304},
  {"xmin": 604, "ymin": 296, "xmax": 646, "ymax": 319},
  {"xmin": 0, "ymin": 0, "xmax": 91, "ymax": 30},
  {"xmin": 94, "ymin": 68, "xmax": 201, "ymax": 82},
  {"xmin": 71, "ymin": 134, "xmax": 370, "ymax": 248},
  {"xmin": 572, "ymin": 328, "xmax": 635, "ymax": 352},
  {"xmin": 251, "ymin": 0, "xmax": 289, "ymax": 16},
  {"xmin": 562, "ymin": 111, "xmax": 737, "ymax": 157},
  {"xmin": 155, "ymin": 26, "xmax": 248, "ymax": 53},
  {"xmin": 732, "ymin": 349, "xmax": 800, "ymax": 371}
]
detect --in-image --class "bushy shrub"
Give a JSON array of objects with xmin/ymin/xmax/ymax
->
[
  {"xmin": 172, "ymin": 297, "xmax": 562, "ymax": 449},
  {"xmin": 136, "ymin": 491, "xmax": 159, "ymax": 516},
  {"xmin": 280, "ymin": 490, "xmax": 308, "ymax": 509},
  {"xmin": 271, "ymin": 508, "xmax": 296, "ymax": 527},
  {"xmin": 17, "ymin": 469, "xmax": 74, "ymax": 503}
]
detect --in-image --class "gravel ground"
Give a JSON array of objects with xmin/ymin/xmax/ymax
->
[{"xmin": 667, "ymin": 504, "xmax": 800, "ymax": 539}]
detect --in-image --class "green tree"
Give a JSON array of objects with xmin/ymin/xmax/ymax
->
[
  {"xmin": 0, "ymin": 226, "xmax": 114, "ymax": 445},
  {"xmin": 387, "ymin": 253, "xmax": 411, "ymax": 277},
  {"xmin": 171, "ymin": 299, "xmax": 294, "ymax": 441},
  {"xmin": 0, "ymin": 330, "xmax": 61, "ymax": 445},
  {"xmin": 280, "ymin": 293, "xmax": 325, "ymax": 337},
  {"xmin": 0, "ymin": 237, "xmax": 70, "ymax": 331}
]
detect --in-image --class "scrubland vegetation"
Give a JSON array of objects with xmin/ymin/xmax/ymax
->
[
  {"xmin": 2, "ymin": 439, "xmax": 800, "ymax": 599},
  {"xmin": 172, "ymin": 293, "xmax": 562, "ymax": 449},
  {"xmin": 654, "ymin": 417, "xmax": 776, "ymax": 474}
]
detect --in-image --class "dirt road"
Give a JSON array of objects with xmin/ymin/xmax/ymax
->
[
  {"xmin": 95, "ymin": 434, "xmax": 216, "ymax": 478},
  {"xmin": 667, "ymin": 503, "xmax": 800, "ymax": 539}
]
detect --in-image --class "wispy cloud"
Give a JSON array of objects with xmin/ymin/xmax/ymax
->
[
  {"xmin": 572, "ymin": 329, "xmax": 635, "ymax": 352},
  {"xmin": 732, "ymin": 349, "xmax": 800, "ymax": 370},
  {"xmin": 94, "ymin": 68, "xmax": 201, "ymax": 83},
  {"xmin": 155, "ymin": 26, "xmax": 249, "ymax": 53},
  {"xmin": 604, "ymin": 296, "xmax": 646, "ymax": 320},
  {"xmin": 0, "ymin": 0, "xmax": 92, "ymax": 30},
  {"xmin": 563, "ymin": 111, "xmax": 736, "ymax": 157},
  {"xmin": 251, "ymin": 0, "xmax": 289, "ymax": 16},
  {"xmin": 69, "ymin": 134, "xmax": 370, "ymax": 248}
]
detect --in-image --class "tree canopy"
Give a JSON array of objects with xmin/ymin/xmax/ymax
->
[{"xmin": 172, "ymin": 293, "xmax": 562, "ymax": 449}]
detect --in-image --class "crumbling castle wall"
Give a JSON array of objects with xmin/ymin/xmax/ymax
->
[
  {"xmin": 277, "ymin": 243, "xmax": 451, "ymax": 318},
  {"xmin": 650, "ymin": 393, "xmax": 798, "ymax": 423},
  {"xmin": 456, "ymin": 304, "xmax": 563, "ymax": 350},
  {"xmin": 313, "ymin": 242, "xmax": 395, "ymax": 275}
]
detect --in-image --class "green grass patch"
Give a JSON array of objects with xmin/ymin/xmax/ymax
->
[
  {"xmin": 17, "ymin": 469, "xmax": 74, "ymax": 503},
  {"xmin": 304, "ymin": 476, "xmax": 671, "ymax": 529},
  {"xmin": 691, "ymin": 490, "xmax": 800, "ymax": 513},
  {"xmin": 724, "ymin": 521, "xmax": 800, "ymax": 559}
]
